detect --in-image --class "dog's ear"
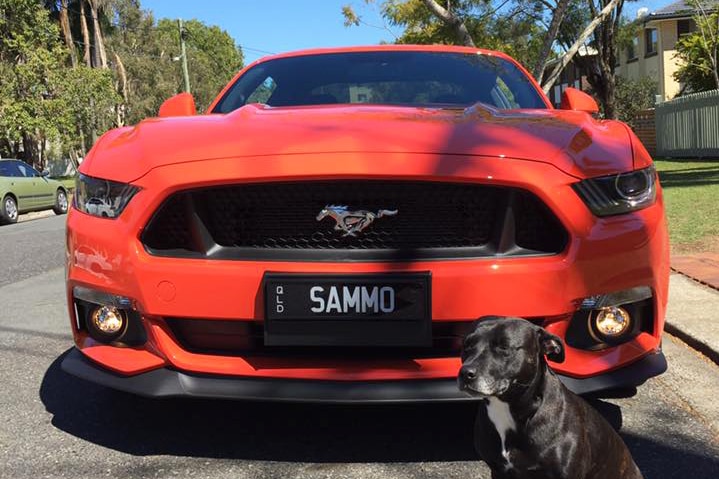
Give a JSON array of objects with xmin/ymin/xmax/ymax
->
[{"xmin": 540, "ymin": 330, "xmax": 565, "ymax": 363}]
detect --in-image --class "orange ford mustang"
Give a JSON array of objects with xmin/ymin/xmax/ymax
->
[{"xmin": 62, "ymin": 45, "xmax": 669, "ymax": 403}]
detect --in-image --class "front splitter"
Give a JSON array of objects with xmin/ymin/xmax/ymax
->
[{"xmin": 61, "ymin": 348, "xmax": 666, "ymax": 403}]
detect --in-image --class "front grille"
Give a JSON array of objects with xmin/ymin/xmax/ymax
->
[
  {"xmin": 165, "ymin": 318, "xmax": 476, "ymax": 358},
  {"xmin": 141, "ymin": 181, "xmax": 567, "ymax": 261}
]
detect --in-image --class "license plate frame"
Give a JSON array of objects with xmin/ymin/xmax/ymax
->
[{"xmin": 263, "ymin": 273, "xmax": 431, "ymax": 347}]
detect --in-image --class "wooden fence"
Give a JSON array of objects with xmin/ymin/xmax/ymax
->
[{"xmin": 656, "ymin": 89, "xmax": 719, "ymax": 158}]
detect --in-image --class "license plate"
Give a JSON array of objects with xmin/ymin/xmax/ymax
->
[{"xmin": 263, "ymin": 273, "xmax": 431, "ymax": 347}]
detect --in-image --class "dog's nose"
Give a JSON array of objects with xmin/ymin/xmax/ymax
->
[{"xmin": 460, "ymin": 366, "xmax": 477, "ymax": 381}]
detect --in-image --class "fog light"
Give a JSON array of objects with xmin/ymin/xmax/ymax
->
[
  {"xmin": 593, "ymin": 306, "xmax": 631, "ymax": 339},
  {"xmin": 90, "ymin": 306, "xmax": 125, "ymax": 336}
]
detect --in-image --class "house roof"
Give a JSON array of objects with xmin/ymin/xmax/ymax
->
[
  {"xmin": 543, "ymin": 45, "xmax": 597, "ymax": 68},
  {"xmin": 648, "ymin": 0, "xmax": 718, "ymax": 20}
]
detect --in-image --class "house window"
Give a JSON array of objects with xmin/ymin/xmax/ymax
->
[
  {"xmin": 677, "ymin": 19, "xmax": 696, "ymax": 37},
  {"xmin": 645, "ymin": 28, "xmax": 658, "ymax": 56},
  {"xmin": 627, "ymin": 36, "xmax": 639, "ymax": 61}
]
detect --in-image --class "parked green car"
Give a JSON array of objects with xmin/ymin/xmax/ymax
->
[{"xmin": 0, "ymin": 159, "xmax": 69, "ymax": 224}]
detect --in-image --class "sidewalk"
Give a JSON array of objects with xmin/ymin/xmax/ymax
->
[{"xmin": 666, "ymin": 254, "xmax": 719, "ymax": 364}]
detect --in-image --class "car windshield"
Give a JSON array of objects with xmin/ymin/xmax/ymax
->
[{"xmin": 213, "ymin": 51, "xmax": 547, "ymax": 113}]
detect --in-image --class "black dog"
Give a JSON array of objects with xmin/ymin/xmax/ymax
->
[{"xmin": 458, "ymin": 316, "xmax": 643, "ymax": 479}]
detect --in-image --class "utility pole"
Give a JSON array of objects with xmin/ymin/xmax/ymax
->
[{"xmin": 178, "ymin": 19, "xmax": 191, "ymax": 94}]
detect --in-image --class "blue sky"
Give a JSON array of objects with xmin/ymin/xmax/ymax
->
[
  {"xmin": 142, "ymin": 1, "xmax": 392, "ymax": 62},
  {"xmin": 142, "ymin": 0, "xmax": 671, "ymax": 63}
]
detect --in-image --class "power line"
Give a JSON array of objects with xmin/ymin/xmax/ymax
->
[{"xmin": 239, "ymin": 46, "xmax": 275, "ymax": 56}]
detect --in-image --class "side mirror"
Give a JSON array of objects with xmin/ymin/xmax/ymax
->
[
  {"xmin": 158, "ymin": 92, "xmax": 197, "ymax": 117},
  {"xmin": 41, "ymin": 169, "xmax": 50, "ymax": 177},
  {"xmin": 560, "ymin": 87, "xmax": 599, "ymax": 114}
]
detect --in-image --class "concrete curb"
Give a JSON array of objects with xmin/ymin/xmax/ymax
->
[
  {"xmin": 664, "ymin": 273, "xmax": 719, "ymax": 367},
  {"xmin": 17, "ymin": 210, "xmax": 55, "ymax": 223}
]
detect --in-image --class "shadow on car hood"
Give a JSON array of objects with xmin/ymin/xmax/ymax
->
[{"xmin": 81, "ymin": 103, "xmax": 635, "ymax": 183}]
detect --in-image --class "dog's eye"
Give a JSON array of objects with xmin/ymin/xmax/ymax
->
[{"xmin": 492, "ymin": 341, "xmax": 511, "ymax": 353}]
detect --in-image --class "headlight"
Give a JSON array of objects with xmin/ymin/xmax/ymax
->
[
  {"xmin": 572, "ymin": 165, "xmax": 656, "ymax": 216},
  {"xmin": 74, "ymin": 173, "xmax": 140, "ymax": 219}
]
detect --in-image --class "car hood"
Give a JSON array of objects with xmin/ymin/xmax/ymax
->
[{"xmin": 82, "ymin": 104, "xmax": 634, "ymax": 183}]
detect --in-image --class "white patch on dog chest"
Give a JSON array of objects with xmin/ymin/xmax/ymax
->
[{"xmin": 486, "ymin": 397, "xmax": 516, "ymax": 467}]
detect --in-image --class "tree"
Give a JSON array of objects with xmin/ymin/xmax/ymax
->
[
  {"xmin": 58, "ymin": 1, "xmax": 78, "ymax": 66},
  {"xmin": 345, "ymin": 1, "xmax": 528, "ymax": 65},
  {"xmin": 50, "ymin": 66, "xmax": 119, "ymax": 161},
  {"xmin": 104, "ymin": 6, "xmax": 244, "ymax": 124},
  {"xmin": 614, "ymin": 76, "xmax": 657, "ymax": 129},
  {"xmin": 343, "ymin": 0, "xmax": 623, "ymax": 93},
  {"xmin": 554, "ymin": 0, "xmax": 626, "ymax": 118},
  {"xmin": 79, "ymin": 0, "xmax": 92, "ymax": 66},
  {"xmin": 417, "ymin": 0, "xmax": 478, "ymax": 47},
  {"xmin": 87, "ymin": 0, "xmax": 109, "ymax": 68},
  {"xmin": 103, "ymin": 3, "xmax": 179, "ymax": 125},
  {"xmin": 533, "ymin": 0, "xmax": 571, "ymax": 82},
  {"xmin": 674, "ymin": 0, "xmax": 719, "ymax": 93},
  {"xmin": 544, "ymin": 0, "xmax": 622, "ymax": 101},
  {"xmin": 1, "ymin": 0, "xmax": 245, "ymax": 165},
  {"xmin": 345, "ymin": 1, "xmax": 546, "ymax": 70},
  {"xmin": 155, "ymin": 19, "xmax": 244, "ymax": 112},
  {"xmin": 0, "ymin": 0, "xmax": 117, "ymax": 167},
  {"xmin": 0, "ymin": 0, "xmax": 68, "ymax": 167}
]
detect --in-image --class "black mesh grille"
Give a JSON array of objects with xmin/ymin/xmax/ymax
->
[
  {"xmin": 141, "ymin": 181, "xmax": 567, "ymax": 261},
  {"xmin": 163, "ymin": 317, "xmax": 546, "ymax": 358},
  {"xmin": 165, "ymin": 318, "xmax": 476, "ymax": 358}
]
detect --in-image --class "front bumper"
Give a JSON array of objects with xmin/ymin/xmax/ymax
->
[
  {"xmin": 61, "ymin": 347, "xmax": 667, "ymax": 403},
  {"xmin": 66, "ymin": 153, "xmax": 671, "ymax": 392}
]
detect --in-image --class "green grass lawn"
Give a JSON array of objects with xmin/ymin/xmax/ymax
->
[{"xmin": 654, "ymin": 158, "xmax": 719, "ymax": 253}]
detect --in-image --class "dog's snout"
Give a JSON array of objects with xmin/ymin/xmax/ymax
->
[{"xmin": 461, "ymin": 366, "xmax": 477, "ymax": 381}]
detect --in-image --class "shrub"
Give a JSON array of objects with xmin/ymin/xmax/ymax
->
[{"xmin": 614, "ymin": 77, "xmax": 658, "ymax": 129}]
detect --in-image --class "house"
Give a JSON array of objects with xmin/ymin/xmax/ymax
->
[
  {"xmin": 545, "ymin": 46, "xmax": 597, "ymax": 108},
  {"xmin": 615, "ymin": 1, "xmax": 716, "ymax": 101}
]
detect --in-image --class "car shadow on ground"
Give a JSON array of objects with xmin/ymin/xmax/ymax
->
[
  {"xmin": 657, "ymin": 165, "xmax": 719, "ymax": 188},
  {"xmin": 41, "ymin": 350, "xmax": 719, "ymax": 477}
]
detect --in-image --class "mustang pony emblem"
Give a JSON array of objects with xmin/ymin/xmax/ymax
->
[{"xmin": 316, "ymin": 205, "xmax": 398, "ymax": 237}]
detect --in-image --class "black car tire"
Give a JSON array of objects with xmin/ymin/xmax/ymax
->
[
  {"xmin": 1, "ymin": 194, "xmax": 19, "ymax": 224},
  {"xmin": 53, "ymin": 189, "xmax": 69, "ymax": 215}
]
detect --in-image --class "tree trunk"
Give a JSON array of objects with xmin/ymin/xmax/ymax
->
[
  {"xmin": 59, "ymin": 0, "xmax": 77, "ymax": 67},
  {"xmin": 541, "ymin": 0, "xmax": 621, "ymax": 93},
  {"xmin": 22, "ymin": 133, "xmax": 41, "ymax": 170},
  {"xmin": 532, "ymin": 0, "xmax": 571, "ymax": 83},
  {"xmin": 79, "ymin": 1, "xmax": 92, "ymax": 67},
  {"xmin": 421, "ymin": 0, "xmax": 476, "ymax": 47},
  {"xmin": 565, "ymin": 0, "xmax": 623, "ymax": 118},
  {"xmin": 88, "ymin": 0, "xmax": 108, "ymax": 68},
  {"xmin": 595, "ymin": 0, "xmax": 622, "ymax": 118},
  {"xmin": 78, "ymin": 125, "xmax": 87, "ymax": 158},
  {"xmin": 113, "ymin": 51, "xmax": 129, "ymax": 126},
  {"xmin": 69, "ymin": 149, "xmax": 80, "ymax": 172}
]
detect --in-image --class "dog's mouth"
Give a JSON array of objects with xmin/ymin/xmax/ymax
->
[
  {"xmin": 458, "ymin": 384, "xmax": 490, "ymax": 398},
  {"xmin": 457, "ymin": 379, "xmax": 510, "ymax": 398}
]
